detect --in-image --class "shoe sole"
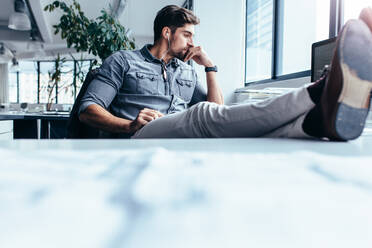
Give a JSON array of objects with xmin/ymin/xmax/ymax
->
[{"xmin": 336, "ymin": 20, "xmax": 372, "ymax": 140}]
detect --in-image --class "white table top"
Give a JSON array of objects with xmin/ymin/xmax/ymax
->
[{"xmin": 1, "ymin": 125, "xmax": 372, "ymax": 248}]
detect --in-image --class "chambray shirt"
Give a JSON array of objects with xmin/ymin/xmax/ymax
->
[{"xmin": 79, "ymin": 45, "xmax": 207, "ymax": 132}]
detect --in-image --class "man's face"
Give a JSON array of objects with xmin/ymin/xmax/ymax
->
[{"xmin": 168, "ymin": 24, "xmax": 195, "ymax": 61}]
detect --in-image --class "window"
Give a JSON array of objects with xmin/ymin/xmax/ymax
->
[
  {"xmin": 57, "ymin": 61, "xmax": 75, "ymax": 104},
  {"xmin": 19, "ymin": 61, "xmax": 38, "ymax": 103},
  {"xmin": 39, "ymin": 61, "xmax": 55, "ymax": 104},
  {"xmin": 245, "ymin": 0, "xmax": 338, "ymax": 85},
  {"xmin": 9, "ymin": 59, "xmax": 92, "ymax": 104},
  {"xmin": 75, "ymin": 60, "xmax": 91, "ymax": 98},
  {"xmin": 245, "ymin": 0, "xmax": 273, "ymax": 82},
  {"xmin": 8, "ymin": 61, "xmax": 38, "ymax": 103},
  {"xmin": 277, "ymin": 0, "xmax": 330, "ymax": 75},
  {"xmin": 8, "ymin": 72, "xmax": 18, "ymax": 103}
]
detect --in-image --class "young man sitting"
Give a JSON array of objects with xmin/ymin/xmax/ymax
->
[{"xmin": 78, "ymin": 5, "xmax": 372, "ymax": 141}]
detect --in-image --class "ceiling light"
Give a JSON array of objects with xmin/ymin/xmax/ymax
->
[{"xmin": 8, "ymin": 0, "xmax": 31, "ymax": 31}]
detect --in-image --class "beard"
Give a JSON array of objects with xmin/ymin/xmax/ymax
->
[
  {"xmin": 167, "ymin": 36, "xmax": 190, "ymax": 61},
  {"xmin": 171, "ymin": 48, "xmax": 188, "ymax": 61}
]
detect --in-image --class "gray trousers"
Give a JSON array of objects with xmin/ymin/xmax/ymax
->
[{"xmin": 131, "ymin": 87, "xmax": 315, "ymax": 139}]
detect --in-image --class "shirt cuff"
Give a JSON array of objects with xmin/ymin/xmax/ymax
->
[{"xmin": 78, "ymin": 101, "xmax": 96, "ymax": 116}]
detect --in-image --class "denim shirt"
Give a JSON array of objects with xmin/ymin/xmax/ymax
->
[{"xmin": 79, "ymin": 45, "xmax": 207, "ymax": 123}]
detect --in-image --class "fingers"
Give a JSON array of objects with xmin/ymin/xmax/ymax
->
[
  {"xmin": 135, "ymin": 118, "xmax": 148, "ymax": 127},
  {"xmin": 131, "ymin": 109, "xmax": 164, "ymax": 133},
  {"xmin": 184, "ymin": 46, "xmax": 200, "ymax": 62},
  {"xmin": 142, "ymin": 114, "xmax": 156, "ymax": 122},
  {"xmin": 184, "ymin": 50, "xmax": 195, "ymax": 62},
  {"xmin": 183, "ymin": 46, "xmax": 209, "ymax": 65},
  {"xmin": 136, "ymin": 108, "xmax": 163, "ymax": 126},
  {"xmin": 142, "ymin": 108, "xmax": 163, "ymax": 118},
  {"xmin": 183, "ymin": 49, "xmax": 192, "ymax": 62}
]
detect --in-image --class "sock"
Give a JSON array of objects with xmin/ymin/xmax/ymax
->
[
  {"xmin": 306, "ymin": 75, "xmax": 327, "ymax": 104},
  {"xmin": 303, "ymin": 70, "xmax": 330, "ymax": 137},
  {"xmin": 302, "ymin": 105, "xmax": 323, "ymax": 138}
]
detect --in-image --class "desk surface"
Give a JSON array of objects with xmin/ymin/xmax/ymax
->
[
  {"xmin": 0, "ymin": 125, "xmax": 371, "ymax": 248},
  {"xmin": 0, "ymin": 123, "xmax": 371, "ymax": 155},
  {"xmin": 0, "ymin": 111, "xmax": 70, "ymax": 120}
]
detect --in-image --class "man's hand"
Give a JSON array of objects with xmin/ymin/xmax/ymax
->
[
  {"xmin": 183, "ymin": 45, "xmax": 224, "ymax": 105},
  {"xmin": 183, "ymin": 46, "xmax": 214, "ymax": 67},
  {"xmin": 129, "ymin": 108, "xmax": 164, "ymax": 133}
]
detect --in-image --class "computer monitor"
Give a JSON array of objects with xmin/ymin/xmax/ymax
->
[{"xmin": 311, "ymin": 37, "xmax": 337, "ymax": 82}]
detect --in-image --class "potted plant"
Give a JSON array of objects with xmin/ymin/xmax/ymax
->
[{"xmin": 44, "ymin": 0, "xmax": 136, "ymax": 66}]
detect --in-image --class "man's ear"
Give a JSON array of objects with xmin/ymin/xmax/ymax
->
[{"xmin": 162, "ymin": 27, "xmax": 171, "ymax": 39}]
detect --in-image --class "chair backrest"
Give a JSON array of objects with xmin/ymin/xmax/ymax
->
[{"xmin": 67, "ymin": 69, "xmax": 101, "ymax": 139}]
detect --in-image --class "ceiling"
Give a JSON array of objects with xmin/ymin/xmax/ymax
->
[{"xmin": 0, "ymin": 0, "xmax": 185, "ymax": 61}]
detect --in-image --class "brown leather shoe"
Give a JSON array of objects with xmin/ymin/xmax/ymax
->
[
  {"xmin": 359, "ymin": 7, "xmax": 372, "ymax": 33},
  {"xmin": 320, "ymin": 19, "xmax": 372, "ymax": 141}
]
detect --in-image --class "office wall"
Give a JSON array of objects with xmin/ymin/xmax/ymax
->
[{"xmin": 193, "ymin": 0, "xmax": 246, "ymax": 104}]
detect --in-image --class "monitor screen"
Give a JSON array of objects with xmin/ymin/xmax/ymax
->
[{"xmin": 311, "ymin": 37, "xmax": 337, "ymax": 82}]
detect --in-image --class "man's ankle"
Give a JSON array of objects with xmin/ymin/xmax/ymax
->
[
  {"xmin": 302, "ymin": 106, "xmax": 324, "ymax": 138},
  {"xmin": 306, "ymin": 75, "xmax": 327, "ymax": 104}
]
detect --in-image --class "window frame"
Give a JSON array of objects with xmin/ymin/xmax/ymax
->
[{"xmin": 244, "ymin": 0, "xmax": 344, "ymax": 86}]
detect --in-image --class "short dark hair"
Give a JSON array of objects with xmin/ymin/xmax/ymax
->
[{"xmin": 153, "ymin": 5, "xmax": 200, "ymax": 43}]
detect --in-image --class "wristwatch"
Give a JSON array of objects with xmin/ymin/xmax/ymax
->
[{"xmin": 205, "ymin": 65, "xmax": 218, "ymax": 72}]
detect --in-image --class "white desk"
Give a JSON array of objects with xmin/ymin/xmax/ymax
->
[{"xmin": 0, "ymin": 125, "xmax": 371, "ymax": 248}]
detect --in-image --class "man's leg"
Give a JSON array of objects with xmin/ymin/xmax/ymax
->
[
  {"xmin": 132, "ymin": 86, "xmax": 315, "ymax": 138},
  {"xmin": 266, "ymin": 8, "xmax": 372, "ymax": 140},
  {"xmin": 302, "ymin": 18, "xmax": 372, "ymax": 141},
  {"xmin": 260, "ymin": 113, "xmax": 311, "ymax": 138},
  {"xmin": 133, "ymin": 14, "xmax": 372, "ymax": 140}
]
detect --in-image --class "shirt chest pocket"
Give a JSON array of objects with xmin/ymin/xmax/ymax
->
[
  {"xmin": 136, "ymin": 71, "xmax": 163, "ymax": 95},
  {"xmin": 176, "ymin": 78, "xmax": 195, "ymax": 102}
]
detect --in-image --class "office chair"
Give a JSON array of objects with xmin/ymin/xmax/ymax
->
[{"xmin": 67, "ymin": 69, "xmax": 101, "ymax": 139}]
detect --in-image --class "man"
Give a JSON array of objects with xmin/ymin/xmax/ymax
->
[{"xmin": 78, "ymin": 5, "xmax": 372, "ymax": 141}]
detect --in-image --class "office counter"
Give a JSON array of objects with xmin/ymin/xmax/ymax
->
[
  {"xmin": 0, "ymin": 126, "xmax": 372, "ymax": 247},
  {"xmin": 0, "ymin": 112, "xmax": 69, "ymax": 139}
]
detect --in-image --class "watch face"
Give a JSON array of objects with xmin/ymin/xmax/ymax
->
[{"xmin": 205, "ymin": 66, "xmax": 217, "ymax": 72}]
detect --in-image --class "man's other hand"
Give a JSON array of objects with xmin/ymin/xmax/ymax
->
[
  {"xmin": 130, "ymin": 108, "xmax": 164, "ymax": 133},
  {"xmin": 183, "ymin": 46, "xmax": 214, "ymax": 67}
]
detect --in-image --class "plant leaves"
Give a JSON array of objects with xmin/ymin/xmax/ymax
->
[{"xmin": 44, "ymin": 0, "xmax": 136, "ymax": 61}]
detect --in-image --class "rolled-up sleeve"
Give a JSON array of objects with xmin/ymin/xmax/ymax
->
[
  {"xmin": 78, "ymin": 52, "xmax": 129, "ymax": 115},
  {"xmin": 189, "ymin": 69, "xmax": 207, "ymax": 106}
]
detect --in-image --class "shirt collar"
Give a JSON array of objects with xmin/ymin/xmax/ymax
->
[
  {"xmin": 140, "ymin": 44, "xmax": 159, "ymax": 63},
  {"xmin": 140, "ymin": 44, "xmax": 179, "ymax": 67}
]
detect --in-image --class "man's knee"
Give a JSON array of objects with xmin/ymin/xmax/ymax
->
[
  {"xmin": 188, "ymin": 101, "xmax": 225, "ymax": 122},
  {"xmin": 192, "ymin": 101, "xmax": 219, "ymax": 111}
]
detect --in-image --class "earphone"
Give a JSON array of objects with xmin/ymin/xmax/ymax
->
[
  {"xmin": 166, "ymin": 32, "xmax": 170, "ymax": 47},
  {"xmin": 160, "ymin": 30, "xmax": 171, "ymax": 61}
]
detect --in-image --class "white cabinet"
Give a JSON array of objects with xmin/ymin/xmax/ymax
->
[{"xmin": 0, "ymin": 121, "xmax": 13, "ymax": 140}]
